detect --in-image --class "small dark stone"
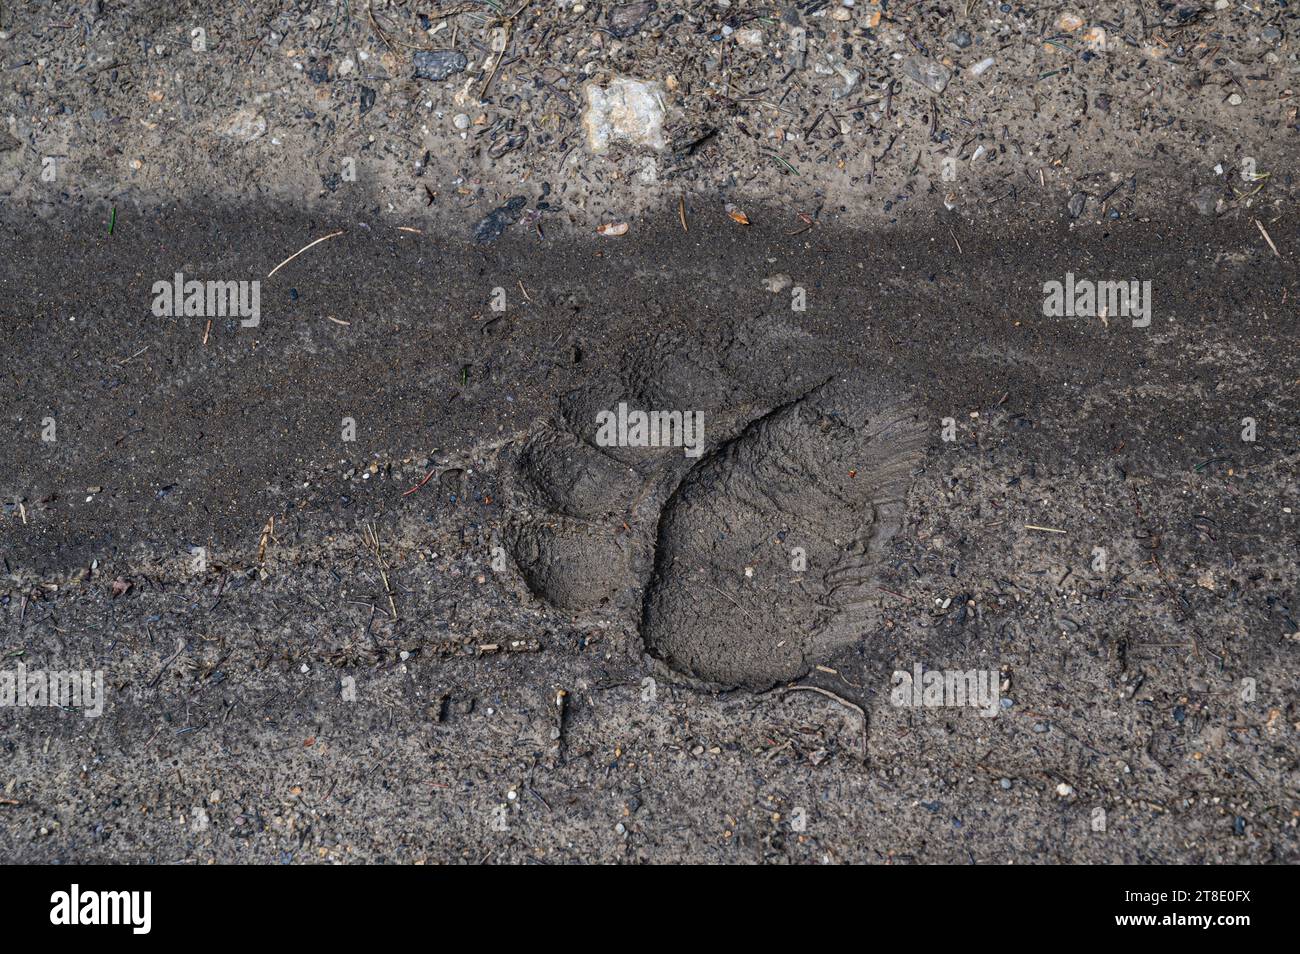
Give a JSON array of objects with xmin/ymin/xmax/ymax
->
[
  {"xmin": 1095, "ymin": 93, "xmax": 1111, "ymax": 112},
  {"xmin": 953, "ymin": 29, "xmax": 973, "ymax": 49},
  {"xmin": 608, "ymin": 1, "xmax": 656, "ymax": 38},
  {"xmin": 472, "ymin": 196, "xmax": 528, "ymax": 244},
  {"xmin": 1068, "ymin": 191, "xmax": 1088, "ymax": 218},
  {"xmin": 413, "ymin": 49, "xmax": 468, "ymax": 82},
  {"xmin": 359, "ymin": 85, "xmax": 376, "ymax": 115}
]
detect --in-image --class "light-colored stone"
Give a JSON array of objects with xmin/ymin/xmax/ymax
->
[
  {"xmin": 220, "ymin": 109, "xmax": 266, "ymax": 142},
  {"xmin": 902, "ymin": 57, "xmax": 950, "ymax": 94},
  {"xmin": 1082, "ymin": 27, "xmax": 1107, "ymax": 52},
  {"xmin": 582, "ymin": 75, "xmax": 667, "ymax": 153}
]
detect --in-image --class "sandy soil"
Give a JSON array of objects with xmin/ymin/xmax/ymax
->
[{"xmin": 0, "ymin": 1, "xmax": 1297, "ymax": 863}]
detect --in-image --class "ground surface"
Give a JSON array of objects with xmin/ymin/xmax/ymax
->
[{"xmin": 0, "ymin": 1, "xmax": 1297, "ymax": 863}]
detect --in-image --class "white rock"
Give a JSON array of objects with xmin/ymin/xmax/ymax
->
[
  {"xmin": 582, "ymin": 75, "xmax": 667, "ymax": 153},
  {"xmin": 220, "ymin": 109, "xmax": 266, "ymax": 142}
]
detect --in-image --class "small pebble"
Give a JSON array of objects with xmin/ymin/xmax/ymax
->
[{"xmin": 412, "ymin": 49, "xmax": 468, "ymax": 82}]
